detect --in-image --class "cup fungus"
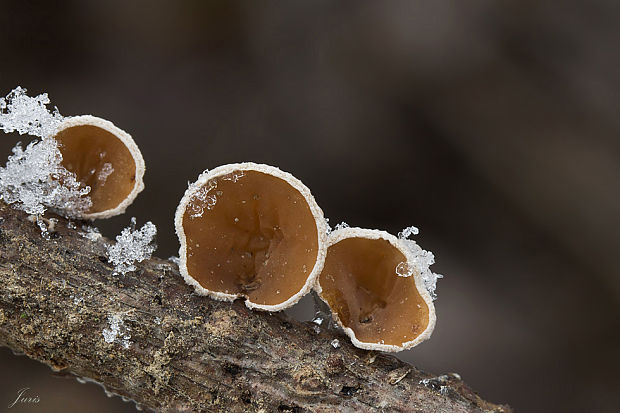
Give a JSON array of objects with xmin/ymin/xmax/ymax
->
[
  {"xmin": 315, "ymin": 227, "xmax": 436, "ymax": 352},
  {"xmin": 175, "ymin": 163, "xmax": 327, "ymax": 311},
  {"xmin": 51, "ymin": 115, "xmax": 145, "ymax": 219}
]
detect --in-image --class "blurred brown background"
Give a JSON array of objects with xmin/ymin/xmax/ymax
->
[{"xmin": 1, "ymin": 1, "xmax": 619, "ymax": 412}]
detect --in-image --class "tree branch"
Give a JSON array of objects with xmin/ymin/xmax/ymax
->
[{"xmin": 0, "ymin": 202, "xmax": 511, "ymax": 412}]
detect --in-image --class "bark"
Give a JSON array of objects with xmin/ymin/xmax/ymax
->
[{"xmin": 0, "ymin": 202, "xmax": 512, "ymax": 413}]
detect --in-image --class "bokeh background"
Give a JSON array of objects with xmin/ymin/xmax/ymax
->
[{"xmin": 1, "ymin": 1, "xmax": 620, "ymax": 412}]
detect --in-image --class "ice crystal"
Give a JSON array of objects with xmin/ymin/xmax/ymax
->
[
  {"xmin": 324, "ymin": 217, "xmax": 331, "ymax": 234},
  {"xmin": 398, "ymin": 238, "xmax": 442, "ymax": 299},
  {"xmin": 398, "ymin": 225, "xmax": 419, "ymax": 239},
  {"xmin": 188, "ymin": 180, "xmax": 218, "ymax": 218},
  {"xmin": 330, "ymin": 339, "xmax": 341, "ymax": 349},
  {"xmin": 325, "ymin": 220, "xmax": 349, "ymax": 235},
  {"xmin": 80, "ymin": 225, "xmax": 102, "ymax": 242},
  {"xmin": 0, "ymin": 86, "xmax": 63, "ymax": 138},
  {"xmin": 102, "ymin": 314, "xmax": 131, "ymax": 349},
  {"xmin": 107, "ymin": 217, "xmax": 157, "ymax": 275},
  {"xmin": 334, "ymin": 221, "xmax": 350, "ymax": 231},
  {"xmin": 221, "ymin": 170, "xmax": 244, "ymax": 182},
  {"xmin": 97, "ymin": 162, "xmax": 114, "ymax": 184},
  {"xmin": 0, "ymin": 87, "xmax": 92, "ymax": 217},
  {"xmin": 0, "ymin": 138, "xmax": 92, "ymax": 216}
]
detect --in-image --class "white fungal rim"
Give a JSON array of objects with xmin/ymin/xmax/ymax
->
[
  {"xmin": 175, "ymin": 162, "xmax": 328, "ymax": 312},
  {"xmin": 314, "ymin": 227, "xmax": 437, "ymax": 352},
  {"xmin": 49, "ymin": 115, "xmax": 146, "ymax": 220}
]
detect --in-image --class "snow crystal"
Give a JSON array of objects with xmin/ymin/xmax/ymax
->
[
  {"xmin": 326, "ymin": 220, "xmax": 349, "ymax": 235},
  {"xmin": 398, "ymin": 225, "xmax": 419, "ymax": 239},
  {"xmin": 0, "ymin": 86, "xmax": 63, "ymax": 138},
  {"xmin": 0, "ymin": 138, "xmax": 92, "ymax": 216},
  {"xmin": 398, "ymin": 239, "xmax": 442, "ymax": 300},
  {"xmin": 324, "ymin": 217, "xmax": 331, "ymax": 234},
  {"xmin": 102, "ymin": 314, "xmax": 132, "ymax": 349},
  {"xmin": 80, "ymin": 225, "xmax": 102, "ymax": 242},
  {"xmin": 221, "ymin": 170, "xmax": 244, "ymax": 182},
  {"xmin": 106, "ymin": 217, "xmax": 157, "ymax": 275},
  {"xmin": 334, "ymin": 222, "xmax": 350, "ymax": 231},
  {"xmin": 0, "ymin": 87, "xmax": 93, "ymax": 217},
  {"xmin": 395, "ymin": 262, "xmax": 412, "ymax": 277},
  {"xmin": 188, "ymin": 180, "xmax": 218, "ymax": 218},
  {"xmin": 97, "ymin": 162, "xmax": 114, "ymax": 184}
]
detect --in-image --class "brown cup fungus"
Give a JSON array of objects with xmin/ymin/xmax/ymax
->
[
  {"xmin": 175, "ymin": 163, "xmax": 327, "ymax": 311},
  {"xmin": 316, "ymin": 227, "xmax": 436, "ymax": 352},
  {"xmin": 51, "ymin": 115, "xmax": 145, "ymax": 219}
]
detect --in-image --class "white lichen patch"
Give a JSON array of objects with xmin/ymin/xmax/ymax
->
[
  {"xmin": 0, "ymin": 138, "xmax": 92, "ymax": 216},
  {"xmin": 0, "ymin": 86, "xmax": 63, "ymax": 138},
  {"xmin": 107, "ymin": 217, "xmax": 157, "ymax": 275},
  {"xmin": 102, "ymin": 314, "xmax": 131, "ymax": 349}
]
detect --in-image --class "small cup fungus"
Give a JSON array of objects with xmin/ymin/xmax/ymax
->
[
  {"xmin": 51, "ymin": 115, "xmax": 145, "ymax": 219},
  {"xmin": 315, "ymin": 227, "xmax": 436, "ymax": 352},
  {"xmin": 175, "ymin": 163, "xmax": 327, "ymax": 311}
]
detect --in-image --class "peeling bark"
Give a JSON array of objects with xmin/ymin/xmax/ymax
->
[{"xmin": 0, "ymin": 203, "xmax": 512, "ymax": 412}]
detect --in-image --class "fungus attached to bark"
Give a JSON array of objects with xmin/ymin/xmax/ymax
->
[
  {"xmin": 316, "ymin": 227, "xmax": 437, "ymax": 352},
  {"xmin": 51, "ymin": 115, "xmax": 145, "ymax": 219},
  {"xmin": 175, "ymin": 163, "xmax": 327, "ymax": 311}
]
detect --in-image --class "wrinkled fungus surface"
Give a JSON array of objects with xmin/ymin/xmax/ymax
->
[
  {"xmin": 54, "ymin": 123, "xmax": 137, "ymax": 214},
  {"xmin": 319, "ymin": 236, "xmax": 430, "ymax": 348},
  {"xmin": 181, "ymin": 169, "xmax": 320, "ymax": 307}
]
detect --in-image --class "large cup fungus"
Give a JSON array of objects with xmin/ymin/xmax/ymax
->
[
  {"xmin": 175, "ymin": 163, "xmax": 327, "ymax": 311},
  {"xmin": 315, "ymin": 227, "xmax": 437, "ymax": 352},
  {"xmin": 51, "ymin": 115, "xmax": 145, "ymax": 219}
]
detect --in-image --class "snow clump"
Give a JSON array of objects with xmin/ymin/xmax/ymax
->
[{"xmin": 106, "ymin": 217, "xmax": 157, "ymax": 275}]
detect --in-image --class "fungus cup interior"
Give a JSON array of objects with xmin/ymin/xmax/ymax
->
[
  {"xmin": 182, "ymin": 169, "xmax": 319, "ymax": 307},
  {"xmin": 54, "ymin": 125, "xmax": 137, "ymax": 214},
  {"xmin": 319, "ymin": 237, "xmax": 430, "ymax": 346}
]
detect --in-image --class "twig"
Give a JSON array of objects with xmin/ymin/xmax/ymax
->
[{"xmin": 0, "ymin": 202, "xmax": 511, "ymax": 412}]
